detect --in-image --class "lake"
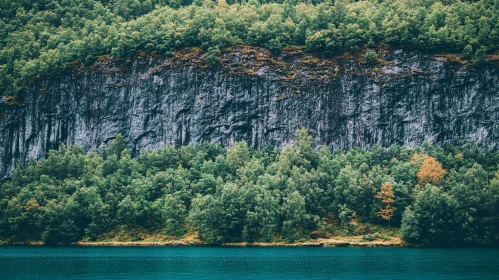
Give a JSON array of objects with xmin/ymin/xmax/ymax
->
[{"xmin": 0, "ymin": 246, "xmax": 498, "ymax": 279}]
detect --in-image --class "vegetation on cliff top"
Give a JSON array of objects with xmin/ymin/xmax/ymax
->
[
  {"xmin": 1, "ymin": 0, "xmax": 498, "ymax": 100},
  {"xmin": 1, "ymin": 129, "xmax": 498, "ymax": 246}
]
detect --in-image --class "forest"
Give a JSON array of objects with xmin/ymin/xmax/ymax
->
[
  {"xmin": 1, "ymin": 0, "xmax": 498, "ymax": 101},
  {"xmin": 1, "ymin": 129, "xmax": 498, "ymax": 245}
]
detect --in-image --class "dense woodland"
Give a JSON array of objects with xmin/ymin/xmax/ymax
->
[
  {"xmin": 1, "ymin": 0, "xmax": 498, "ymax": 100},
  {"xmin": 1, "ymin": 0, "xmax": 498, "ymax": 246},
  {"xmin": 1, "ymin": 130, "xmax": 499, "ymax": 245}
]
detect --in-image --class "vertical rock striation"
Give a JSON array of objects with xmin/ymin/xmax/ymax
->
[{"xmin": 0, "ymin": 47, "xmax": 498, "ymax": 180}]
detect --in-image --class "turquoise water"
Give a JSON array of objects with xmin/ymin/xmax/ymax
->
[{"xmin": 1, "ymin": 246, "xmax": 498, "ymax": 279}]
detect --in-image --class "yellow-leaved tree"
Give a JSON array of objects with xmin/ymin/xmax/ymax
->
[
  {"xmin": 376, "ymin": 182, "xmax": 395, "ymax": 228},
  {"xmin": 416, "ymin": 155, "xmax": 446, "ymax": 188}
]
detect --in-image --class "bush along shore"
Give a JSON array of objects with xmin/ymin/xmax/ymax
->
[{"xmin": 1, "ymin": 129, "xmax": 499, "ymax": 247}]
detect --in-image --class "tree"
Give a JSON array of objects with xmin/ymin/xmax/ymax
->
[
  {"xmin": 281, "ymin": 191, "xmax": 315, "ymax": 242},
  {"xmin": 116, "ymin": 195, "xmax": 139, "ymax": 229},
  {"xmin": 333, "ymin": 165, "xmax": 362, "ymax": 213},
  {"xmin": 188, "ymin": 194, "xmax": 226, "ymax": 244},
  {"xmin": 204, "ymin": 46, "xmax": 221, "ymax": 67},
  {"xmin": 416, "ymin": 155, "xmax": 446, "ymax": 188},
  {"xmin": 294, "ymin": 128, "xmax": 317, "ymax": 169},
  {"xmin": 226, "ymin": 141, "xmax": 250, "ymax": 172},
  {"xmin": 243, "ymin": 186, "xmax": 280, "ymax": 242},
  {"xmin": 400, "ymin": 185, "xmax": 455, "ymax": 244},
  {"xmin": 104, "ymin": 134, "xmax": 127, "ymax": 159},
  {"xmin": 400, "ymin": 207, "xmax": 419, "ymax": 243},
  {"xmin": 193, "ymin": 173, "xmax": 218, "ymax": 195},
  {"xmin": 154, "ymin": 194, "xmax": 187, "ymax": 237},
  {"xmin": 376, "ymin": 182, "xmax": 395, "ymax": 227},
  {"xmin": 365, "ymin": 50, "xmax": 378, "ymax": 64}
]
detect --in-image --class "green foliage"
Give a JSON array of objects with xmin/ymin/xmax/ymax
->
[
  {"xmin": 1, "ymin": 0, "xmax": 498, "ymax": 99},
  {"xmin": 1, "ymin": 129, "xmax": 499, "ymax": 245},
  {"xmin": 361, "ymin": 232, "xmax": 381, "ymax": 242},
  {"xmin": 281, "ymin": 190, "xmax": 316, "ymax": 242},
  {"xmin": 204, "ymin": 46, "xmax": 221, "ymax": 67},
  {"xmin": 364, "ymin": 50, "xmax": 378, "ymax": 64},
  {"xmin": 154, "ymin": 194, "xmax": 187, "ymax": 237}
]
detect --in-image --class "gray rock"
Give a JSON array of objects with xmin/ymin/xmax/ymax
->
[{"xmin": 0, "ymin": 47, "xmax": 498, "ymax": 180}]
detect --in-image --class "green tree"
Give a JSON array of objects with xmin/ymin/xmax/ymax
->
[
  {"xmin": 401, "ymin": 185, "xmax": 455, "ymax": 244},
  {"xmin": 189, "ymin": 194, "xmax": 226, "ymax": 244},
  {"xmin": 154, "ymin": 194, "xmax": 187, "ymax": 237},
  {"xmin": 117, "ymin": 195, "xmax": 139, "ymax": 229},
  {"xmin": 204, "ymin": 46, "xmax": 221, "ymax": 67},
  {"xmin": 281, "ymin": 191, "xmax": 314, "ymax": 242},
  {"xmin": 243, "ymin": 186, "xmax": 280, "ymax": 242},
  {"xmin": 227, "ymin": 141, "xmax": 250, "ymax": 172}
]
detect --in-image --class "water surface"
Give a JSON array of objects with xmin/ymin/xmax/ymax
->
[{"xmin": 1, "ymin": 246, "xmax": 498, "ymax": 279}]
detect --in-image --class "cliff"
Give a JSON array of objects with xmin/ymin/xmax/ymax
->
[{"xmin": 0, "ymin": 46, "xmax": 498, "ymax": 180}]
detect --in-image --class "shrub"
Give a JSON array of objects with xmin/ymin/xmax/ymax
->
[{"xmin": 365, "ymin": 50, "xmax": 378, "ymax": 64}]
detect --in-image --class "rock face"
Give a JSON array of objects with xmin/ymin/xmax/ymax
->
[{"xmin": 0, "ymin": 46, "xmax": 498, "ymax": 180}]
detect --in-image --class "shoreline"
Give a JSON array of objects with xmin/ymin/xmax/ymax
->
[{"xmin": 0, "ymin": 238, "xmax": 408, "ymax": 247}]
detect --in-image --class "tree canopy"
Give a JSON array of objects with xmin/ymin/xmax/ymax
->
[
  {"xmin": 1, "ymin": 129, "xmax": 499, "ymax": 245},
  {"xmin": 1, "ymin": 0, "xmax": 498, "ymax": 100}
]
